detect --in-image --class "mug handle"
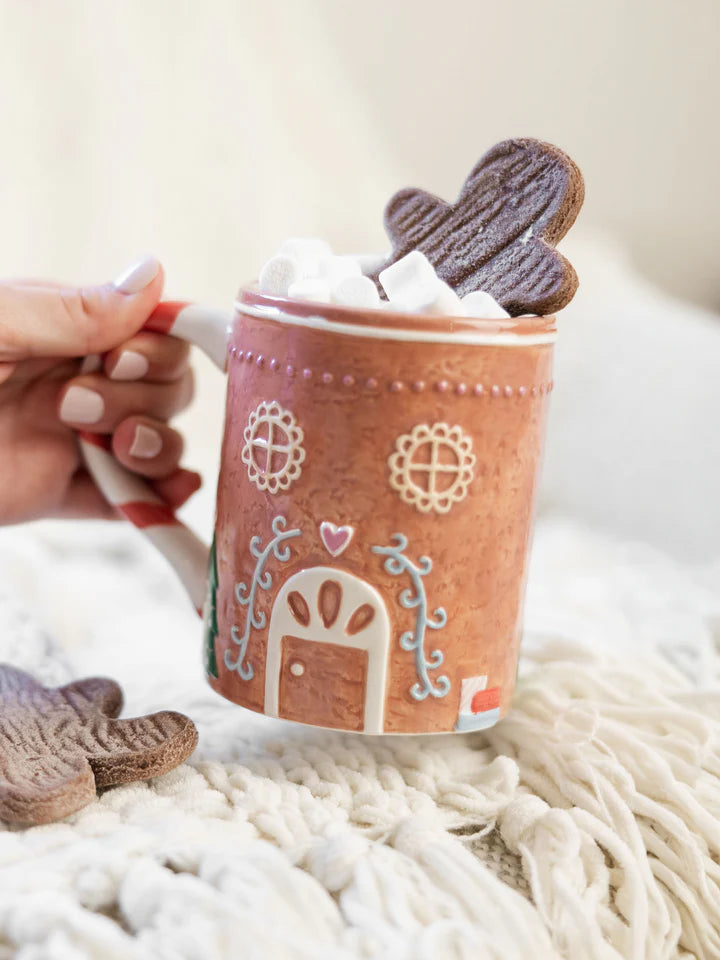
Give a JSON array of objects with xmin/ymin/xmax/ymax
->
[{"xmin": 78, "ymin": 301, "xmax": 232, "ymax": 614}]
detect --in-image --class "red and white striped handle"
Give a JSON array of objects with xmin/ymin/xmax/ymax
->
[{"xmin": 78, "ymin": 301, "xmax": 232, "ymax": 613}]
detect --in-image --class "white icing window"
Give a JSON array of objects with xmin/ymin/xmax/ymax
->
[
  {"xmin": 388, "ymin": 423, "xmax": 476, "ymax": 514},
  {"xmin": 242, "ymin": 401, "xmax": 305, "ymax": 493}
]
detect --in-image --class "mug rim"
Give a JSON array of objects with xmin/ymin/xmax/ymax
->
[{"xmin": 235, "ymin": 287, "xmax": 557, "ymax": 347}]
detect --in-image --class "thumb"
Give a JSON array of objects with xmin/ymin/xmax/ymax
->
[{"xmin": 0, "ymin": 256, "xmax": 164, "ymax": 361}]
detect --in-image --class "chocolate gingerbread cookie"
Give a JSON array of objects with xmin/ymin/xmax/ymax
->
[
  {"xmin": 374, "ymin": 138, "xmax": 584, "ymax": 316},
  {"xmin": 0, "ymin": 665, "xmax": 198, "ymax": 825}
]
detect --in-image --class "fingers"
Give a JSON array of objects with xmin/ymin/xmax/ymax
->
[
  {"xmin": 104, "ymin": 332, "xmax": 190, "ymax": 383},
  {"xmin": 57, "ymin": 369, "xmax": 194, "ymax": 433},
  {"xmin": 54, "ymin": 467, "xmax": 202, "ymax": 520},
  {"xmin": 151, "ymin": 469, "xmax": 202, "ymax": 507},
  {"xmin": 111, "ymin": 417, "xmax": 184, "ymax": 478},
  {"xmin": 0, "ymin": 256, "xmax": 164, "ymax": 361},
  {"xmin": 50, "ymin": 471, "xmax": 121, "ymax": 520},
  {"xmin": 0, "ymin": 362, "xmax": 16, "ymax": 385}
]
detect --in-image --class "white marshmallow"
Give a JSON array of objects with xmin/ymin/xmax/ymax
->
[
  {"xmin": 258, "ymin": 255, "xmax": 301, "ymax": 297},
  {"xmin": 278, "ymin": 238, "xmax": 332, "ymax": 278},
  {"xmin": 378, "ymin": 250, "xmax": 438, "ymax": 301},
  {"xmin": 287, "ymin": 277, "xmax": 332, "ymax": 303},
  {"xmin": 461, "ymin": 290, "xmax": 511, "ymax": 319},
  {"xmin": 332, "ymin": 274, "xmax": 381, "ymax": 309},
  {"xmin": 351, "ymin": 252, "xmax": 390, "ymax": 276},
  {"xmin": 318, "ymin": 255, "xmax": 362, "ymax": 283},
  {"xmin": 390, "ymin": 278, "xmax": 464, "ymax": 316},
  {"xmin": 429, "ymin": 281, "xmax": 464, "ymax": 315}
]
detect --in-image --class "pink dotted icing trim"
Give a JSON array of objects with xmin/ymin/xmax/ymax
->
[{"xmin": 228, "ymin": 345, "xmax": 553, "ymax": 397}]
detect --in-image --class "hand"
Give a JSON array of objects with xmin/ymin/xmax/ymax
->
[{"xmin": 0, "ymin": 257, "xmax": 200, "ymax": 524}]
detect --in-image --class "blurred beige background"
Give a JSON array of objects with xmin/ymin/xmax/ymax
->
[
  {"xmin": 0, "ymin": 0, "xmax": 718, "ymax": 558},
  {"xmin": 0, "ymin": 0, "xmax": 718, "ymax": 306}
]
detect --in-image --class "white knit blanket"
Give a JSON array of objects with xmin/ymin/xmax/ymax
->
[{"xmin": 0, "ymin": 516, "xmax": 718, "ymax": 960}]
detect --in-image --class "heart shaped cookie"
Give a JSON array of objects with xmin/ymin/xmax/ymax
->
[{"xmin": 373, "ymin": 138, "xmax": 584, "ymax": 316}]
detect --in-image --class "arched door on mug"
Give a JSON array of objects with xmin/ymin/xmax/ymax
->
[{"xmin": 265, "ymin": 567, "xmax": 390, "ymax": 733}]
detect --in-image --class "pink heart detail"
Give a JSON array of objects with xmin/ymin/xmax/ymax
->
[{"xmin": 320, "ymin": 522, "xmax": 354, "ymax": 557}]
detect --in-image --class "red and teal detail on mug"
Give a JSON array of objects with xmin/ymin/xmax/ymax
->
[{"xmin": 454, "ymin": 680, "xmax": 502, "ymax": 731}]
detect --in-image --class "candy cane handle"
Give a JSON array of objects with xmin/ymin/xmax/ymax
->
[
  {"xmin": 144, "ymin": 301, "xmax": 231, "ymax": 372},
  {"xmin": 79, "ymin": 301, "xmax": 232, "ymax": 614}
]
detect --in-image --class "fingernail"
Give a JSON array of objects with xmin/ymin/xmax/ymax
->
[
  {"xmin": 130, "ymin": 424, "xmax": 162, "ymax": 459},
  {"xmin": 59, "ymin": 386, "xmax": 105, "ymax": 424},
  {"xmin": 110, "ymin": 350, "xmax": 149, "ymax": 381},
  {"xmin": 114, "ymin": 255, "xmax": 160, "ymax": 294}
]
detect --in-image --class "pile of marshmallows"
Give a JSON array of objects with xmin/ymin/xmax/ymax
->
[{"xmin": 258, "ymin": 238, "xmax": 511, "ymax": 320}]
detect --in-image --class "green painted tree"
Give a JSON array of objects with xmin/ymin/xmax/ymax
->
[{"xmin": 203, "ymin": 536, "xmax": 219, "ymax": 678}]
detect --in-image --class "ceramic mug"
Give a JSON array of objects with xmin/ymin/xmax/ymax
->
[{"xmin": 81, "ymin": 289, "xmax": 556, "ymax": 735}]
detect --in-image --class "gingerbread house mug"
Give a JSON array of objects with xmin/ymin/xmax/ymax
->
[{"xmin": 80, "ymin": 289, "xmax": 555, "ymax": 735}]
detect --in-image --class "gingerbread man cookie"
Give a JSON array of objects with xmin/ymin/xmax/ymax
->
[
  {"xmin": 0, "ymin": 665, "xmax": 198, "ymax": 825},
  {"xmin": 374, "ymin": 138, "xmax": 584, "ymax": 316}
]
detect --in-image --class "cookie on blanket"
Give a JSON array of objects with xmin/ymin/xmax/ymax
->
[
  {"xmin": 0, "ymin": 665, "xmax": 198, "ymax": 825},
  {"xmin": 373, "ymin": 138, "xmax": 584, "ymax": 316}
]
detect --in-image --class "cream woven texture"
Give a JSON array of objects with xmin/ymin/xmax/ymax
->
[{"xmin": 0, "ymin": 517, "xmax": 718, "ymax": 960}]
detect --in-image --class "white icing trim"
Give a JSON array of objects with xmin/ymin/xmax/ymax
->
[
  {"xmin": 319, "ymin": 522, "xmax": 354, "ymax": 557},
  {"xmin": 265, "ymin": 567, "xmax": 389, "ymax": 733},
  {"xmin": 241, "ymin": 401, "xmax": 305, "ymax": 494},
  {"xmin": 388, "ymin": 422, "xmax": 476, "ymax": 514},
  {"xmin": 235, "ymin": 301, "xmax": 557, "ymax": 347}
]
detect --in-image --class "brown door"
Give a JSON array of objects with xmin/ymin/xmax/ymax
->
[{"xmin": 279, "ymin": 635, "xmax": 368, "ymax": 731}]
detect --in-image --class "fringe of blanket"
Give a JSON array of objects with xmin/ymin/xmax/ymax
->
[
  {"xmin": 484, "ymin": 639, "xmax": 720, "ymax": 960},
  {"xmin": 0, "ymin": 575, "xmax": 718, "ymax": 959}
]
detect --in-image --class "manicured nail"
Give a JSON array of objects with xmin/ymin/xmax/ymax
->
[
  {"xmin": 59, "ymin": 386, "xmax": 104, "ymax": 424},
  {"xmin": 110, "ymin": 350, "xmax": 149, "ymax": 381},
  {"xmin": 130, "ymin": 424, "xmax": 162, "ymax": 459},
  {"xmin": 114, "ymin": 255, "xmax": 160, "ymax": 294}
]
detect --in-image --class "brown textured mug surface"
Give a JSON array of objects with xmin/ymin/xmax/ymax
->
[{"xmin": 203, "ymin": 289, "xmax": 555, "ymax": 734}]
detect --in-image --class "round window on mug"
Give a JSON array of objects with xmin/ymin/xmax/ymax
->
[
  {"xmin": 388, "ymin": 423, "xmax": 476, "ymax": 514},
  {"xmin": 241, "ymin": 401, "xmax": 306, "ymax": 494}
]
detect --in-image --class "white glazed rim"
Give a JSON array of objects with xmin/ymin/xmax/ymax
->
[{"xmin": 235, "ymin": 290, "xmax": 557, "ymax": 347}]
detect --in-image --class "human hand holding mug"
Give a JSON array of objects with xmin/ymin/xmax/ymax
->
[{"xmin": 0, "ymin": 257, "xmax": 199, "ymax": 525}]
